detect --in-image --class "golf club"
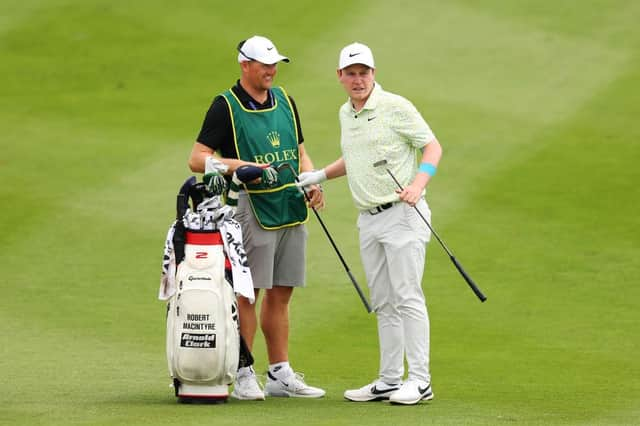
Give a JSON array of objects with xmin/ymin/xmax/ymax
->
[
  {"xmin": 277, "ymin": 163, "xmax": 372, "ymax": 313},
  {"xmin": 373, "ymin": 160, "xmax": 487, "ymax": 303}
]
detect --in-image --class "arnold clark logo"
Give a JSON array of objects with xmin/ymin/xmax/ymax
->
[
  {"xmin": 267, "ymin": 131, "xmax": 280, "ymax": 148},
  {"xmin": 181, "ymin": 333, "xmax": 216, "ymax": 348}
]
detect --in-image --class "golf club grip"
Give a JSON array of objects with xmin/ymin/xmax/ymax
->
[
  {"xmin": 347, "ymin": 269, "xmax": 372, "ymax": 313},
  {"xmin": 450, "ymin": 256, "xmax": 487, "ymax": 302}
]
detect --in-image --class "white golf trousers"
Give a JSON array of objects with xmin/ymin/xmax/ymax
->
[{"xmin": 357, "ymin": 199, "xmax": 431, "ymax": 384}]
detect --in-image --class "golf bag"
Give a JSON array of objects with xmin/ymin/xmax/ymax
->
[{"xmin": 161, "ymin": 175, "xmax": 250, "ymax": 403}]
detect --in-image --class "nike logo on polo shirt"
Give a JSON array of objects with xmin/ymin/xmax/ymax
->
[
  {"xmin": 368, "ymin": 116, "xmax": 377, "ymax": 121},
  {"xmin": 348, "ymin": 52, "xmax": 361, "ymax": 57}
]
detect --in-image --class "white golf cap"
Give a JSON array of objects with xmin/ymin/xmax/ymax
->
[
  {"xmin": 338, "ymin": 42, "xmax": 375, "ymax": 70},
  {"xmin": 237, "ymin": 35, "xmax": 290, "ymax": 65}
]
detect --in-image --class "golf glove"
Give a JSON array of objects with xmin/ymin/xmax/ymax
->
[
  {"xmin": 203, "ymin": 172, "xmax": 227, "ymax": 196},
  {"xmin": 296, "ymin": 169, "xmax": 327, "ymax": 189},
  {"xmin": 205, "ymin": 156, "xmax": 229, "ymax": 174},
  {"xmin": 261, "ymin": 166, "xmax": 280, "ymax": 188}
]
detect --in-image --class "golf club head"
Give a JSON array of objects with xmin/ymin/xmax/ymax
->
[
  {"xmin": 176, "ymin": 176, "xmax": 197, "ymax": 220},
  {"xmin": 276, "ymin": 162, "xmax": 296, "ymax": 176},
  {"xmin": 373, "ymin": 159, "xmax": 388, "ymax": 168}
]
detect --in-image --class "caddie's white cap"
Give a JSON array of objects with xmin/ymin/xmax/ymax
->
[
  {"xmin": 237, "ymin": 35, "xmax": 290, "ymax": 65},
  {"xmin": 338, "ymin": 42, "xmax": 375, "ymax": 70}
]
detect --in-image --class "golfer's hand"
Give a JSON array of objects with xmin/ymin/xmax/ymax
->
[
  {"xmin": 397, "ymin": 183, "xmax": 422, "ymax": 207},
  {"xmin": 296, "ymin": 169, "xmax": 327, "ymax": 190},
  {"xmin": 305, "ymin": 185, "xmax": 325, "ymax": 210}
]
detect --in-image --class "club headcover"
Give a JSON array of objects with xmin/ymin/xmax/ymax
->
[
  {"xmin": 176, "ymin": 176, "xmax": 197, "ymax": 220},
  {"xmin": 235, "ymin": 165, "xmax": 264, "ymax": 183}
]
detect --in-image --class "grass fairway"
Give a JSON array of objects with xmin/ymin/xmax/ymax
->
[{"xmin": 2, "ymin": 1, "xmax": 639, "ymax": 425}]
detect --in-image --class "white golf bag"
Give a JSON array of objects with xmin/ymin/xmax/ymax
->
[
  {"xmin": 160, "ymin": 175, "xmax": 253, "ymax": 403},
  {"xmin": 166, "ymin": 229, "xmax": 239, "ymax": 401}
]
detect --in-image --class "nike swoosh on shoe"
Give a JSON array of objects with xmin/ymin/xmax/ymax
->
[
  {"xmin": 418, "ymin": 384, "xmax": 434, "ymax": 400},
  {"xmin": 371, "ymin": 385, "xmax": 399, "ymax": 395}
]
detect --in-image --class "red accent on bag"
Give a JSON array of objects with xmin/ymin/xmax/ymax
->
[{"xmin": 185, "ymin": 231, "xmax": 223, "ymax": 245}]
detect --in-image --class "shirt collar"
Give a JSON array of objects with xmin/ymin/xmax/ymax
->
[
  {"xmin": 350, "ymin": 82, "xmax": 381, "ymax": 112},
  {"xmin": 233, "ymin": 80, "xmax": 273, "ymax": 110}
]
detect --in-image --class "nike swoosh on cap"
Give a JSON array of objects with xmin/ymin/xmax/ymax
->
[
  {"xmin": 267, "ymin": 46, "xmax": 274, "ymax": 50},
  {"xmin": 348, "ymin": 52, "xmax": 361, "ymax": 57}
]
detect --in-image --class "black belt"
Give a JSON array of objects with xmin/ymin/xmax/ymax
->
[{"xmin": 367, "ymin": 202, "xmax": 394, "ymax": 215}]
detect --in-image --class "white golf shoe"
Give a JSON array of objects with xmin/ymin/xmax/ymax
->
[
  {"xmin": 388, "ymin": 379, "xmax": 434, "ymax": 405},
  {"xmin": 344, "ymin": 380, "xmax": 401, "ymax": 402},
  {"xmin": 231, "ymin": 367, "xmax": 265, "ymax": 400},
  {"xmin": 264, "ymin": 370, "xmax": 325, "ymax": 398}
]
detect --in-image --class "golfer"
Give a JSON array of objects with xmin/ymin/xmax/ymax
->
[
  {"xmin": 188, "ymin": 35, "xmax": 325, "ymax": 400},
  {"xmin": 297, "ymin": 42, "xmax": 442, "ymax": 405}
]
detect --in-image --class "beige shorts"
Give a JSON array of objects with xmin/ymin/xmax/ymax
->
[{"xmin": 234, "ymin": 192, "xmax": 307, "ymax": 289}]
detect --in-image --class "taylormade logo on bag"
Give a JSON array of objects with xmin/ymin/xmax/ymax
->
[
  {"xmin": 188, "ymin": 275, "xmax": 212, "ymax": 281},
  {"xmin": 181, "ymin": 333, "xmax": 216, "ymax": 348}
]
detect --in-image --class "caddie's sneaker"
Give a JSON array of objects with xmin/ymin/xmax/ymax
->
[
  {"xmin": 264, "ymin": 370, "xmax": 326, "ymax": 398},
  {"xmin": 231, "ymin": 367, "xmax": 265, "ymax": 400},
  {"xmin": 344, "ymin": 380, "xmax": 401, "ymax": 402},
  {"xmin": 388, "ymin": 379, "xmax": 434, "ymax": 405}
]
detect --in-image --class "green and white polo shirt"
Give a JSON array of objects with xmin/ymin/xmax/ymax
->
[{"xmin": 339, "ymin": 83, "xmax": 436, "ymax": 211}]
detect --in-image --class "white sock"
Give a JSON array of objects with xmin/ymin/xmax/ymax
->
[
  {"xmin": 238, "ymin": 366, "xmax": 254, "ymax": 376},
  {"xmin": 269, "ymin": 361, "xmax": 291, "ymax": 379}
]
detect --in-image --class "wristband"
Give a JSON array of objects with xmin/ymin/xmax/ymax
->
[{"xmin": 419, "ymin": 162, "xmax": 437, "ymax": 177}]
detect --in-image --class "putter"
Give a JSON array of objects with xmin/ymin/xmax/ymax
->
[
  {"xmin": 277, "ymin": 163, "xmax": 372, "ymax": 313},
  {"xmin": 373, "ymin": 160, "xmax": 487, "ymax": 303}
]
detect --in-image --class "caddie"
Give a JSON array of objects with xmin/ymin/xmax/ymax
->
[{"xmin": 187, "ymin": 35, "xmax": 325, "ymax": 400}]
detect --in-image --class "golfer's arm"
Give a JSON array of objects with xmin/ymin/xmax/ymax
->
[
  {"xmin": 413, "ymin": 138, "xmax": 443, "ymax": 189},
  {"xmin": 188, "ymin": 142, "xmax": 255, "ymax": 174},
  {"xmin": 324, "ymin": 157, "xmax": 347, "ymax": 180},
  {"xmin": 299, "ymin": 142, "xmax": 345, "ymax": 179}
]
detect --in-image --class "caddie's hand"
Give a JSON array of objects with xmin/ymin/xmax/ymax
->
[
  {"xmin": 397, "ymin": 183, "xmax": 423, "ymax": 207},
  {"xmin": 305, "ymin": 184, "xmax": 325, "ymax": 210},
  {"xmin": 296, "ymin": 169, "xmax": 327, "ymax": 191}
]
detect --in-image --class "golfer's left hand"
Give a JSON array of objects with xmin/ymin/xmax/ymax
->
[
  {"xmin": 306, "ymin": 185, "xmax": 325, "ymax": 210},
  {"xmin": 296, "ymin": 169, "xmax": 327, "ymax": 190},
  {"xmin": 397, "ymin": 184, "xmax": 422, "ymax": 207}
]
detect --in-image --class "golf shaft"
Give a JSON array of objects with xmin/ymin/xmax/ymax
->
[
  {"xmin": 307, "ymin": 202, "xmax": 372, "ymax": 313},
  {"xmin": 384, "ymin": 168, "xmax": 487, "ymax": 303},
  {"xmin": 281, "ymin": 165, "xmax": 372, "ymax": 313}
]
